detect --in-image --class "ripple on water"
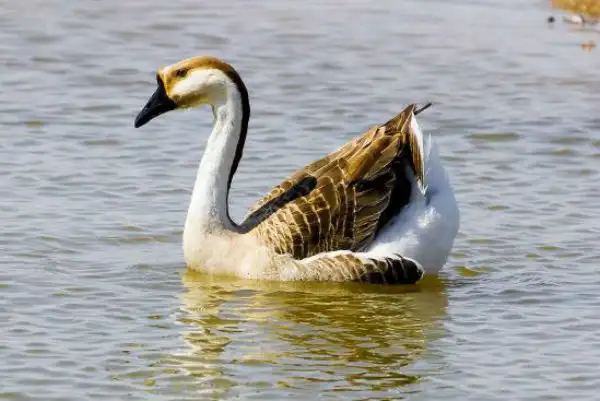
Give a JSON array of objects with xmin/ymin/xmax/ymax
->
[{"xmin": 468, "ymin": 132, "xmax": 521, "ymax": 141}]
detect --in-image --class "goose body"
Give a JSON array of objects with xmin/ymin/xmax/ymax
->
[{"xmin": 134, "ymin": 56, "xmax": 459, "ymax": 284}]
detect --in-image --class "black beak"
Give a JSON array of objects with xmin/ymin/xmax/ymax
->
[{"xmin": 134, "ymin": 76, "xmax": 177, "ymax": 128}]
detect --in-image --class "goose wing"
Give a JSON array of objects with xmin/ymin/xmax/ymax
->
[{"xmin": 242, "ymin": 104, "xmax": 427, "ymax": 259}]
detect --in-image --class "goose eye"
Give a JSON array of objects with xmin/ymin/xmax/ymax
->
[{"xmin": 175, "ymin": 68, "xmax": 188, "ymax": 78}]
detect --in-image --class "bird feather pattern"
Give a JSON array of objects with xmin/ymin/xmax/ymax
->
[{"xmin": 243, "ymin": 104, "xmax": 426, "ymax": 266}]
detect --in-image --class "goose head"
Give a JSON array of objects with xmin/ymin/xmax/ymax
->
[{"xmin": 134, "ymin": 56, "xmax": 247, "ymax": 128}]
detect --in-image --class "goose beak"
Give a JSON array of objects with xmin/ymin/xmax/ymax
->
[{"xmin": 134, "ymin": 76, "xmax": 176, "ymax": 128}]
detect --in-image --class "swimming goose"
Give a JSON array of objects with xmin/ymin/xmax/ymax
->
[{"xmin": 134, "ymin": 56, "xmax": 459, "ymax": 284}]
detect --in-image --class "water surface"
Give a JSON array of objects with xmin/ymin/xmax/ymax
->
[{"xmin": 2, "ymin": 0, "xmax": 600, "ymax": 399}]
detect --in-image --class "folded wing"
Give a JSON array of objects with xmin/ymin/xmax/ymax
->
[{"xmin": 243, "ymin": 104, "xmax": 426, "ymax": 260}]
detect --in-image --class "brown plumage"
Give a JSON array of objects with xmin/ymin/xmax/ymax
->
[
  {"xmin": 245, "ymin": 104, "xmax": 425, "ymax": 262},
  {"xmin": 280, "ymin": 250, "xmax": 425, "ymax": 284}
]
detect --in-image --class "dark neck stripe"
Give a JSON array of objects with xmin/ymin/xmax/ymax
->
[{"xmin": 221, "ymin": 67, "xmax": 251, "ymax": 228}]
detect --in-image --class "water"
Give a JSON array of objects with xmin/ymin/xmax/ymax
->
[{"xmin": 2, "ymin": 0, "xmax": 600, "ymax": 399}]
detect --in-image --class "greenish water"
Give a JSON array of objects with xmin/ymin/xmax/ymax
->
[{"xmin": 2, "ymin": 0, "xmax": 600, "ymax": 400}]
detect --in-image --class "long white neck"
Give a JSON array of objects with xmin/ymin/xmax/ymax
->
[{"xmin": 185, "ymin": 80, "xmax": 247, "ymax": 235}]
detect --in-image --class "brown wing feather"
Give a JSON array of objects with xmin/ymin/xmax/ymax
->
[
  {"xmin": 285, "ymin": 251, "xmax": 424, "ymax": 284},
  {"xmin": 246, "ymin": 104, "xmax": 425, "ymax": 259}
]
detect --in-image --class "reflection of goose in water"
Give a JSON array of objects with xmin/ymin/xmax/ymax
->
[
  {"xmin": 168, "ymin": 271, "xmax": 448, "ymax": 397},
  {"xmin": 134, "ymin": 56, "xmax": 459, "ymax": 284}
]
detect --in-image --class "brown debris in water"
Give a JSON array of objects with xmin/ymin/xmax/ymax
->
[{"xmin": 580, "ymin": 39, "xmax": 597, "ymax": 50}]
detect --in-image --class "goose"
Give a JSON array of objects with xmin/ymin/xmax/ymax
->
[{"xmin": 134, "ymin": 56, "xmax": 459, "ymax": 284}]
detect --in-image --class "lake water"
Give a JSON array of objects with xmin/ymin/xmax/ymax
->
[{"xmin": 2, "ymin": 0, "xmax": 600, "ymax": 400}]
